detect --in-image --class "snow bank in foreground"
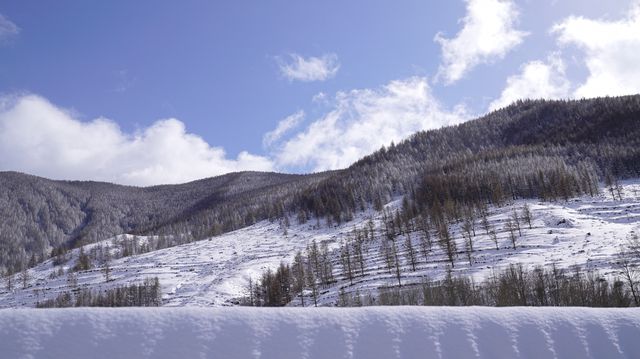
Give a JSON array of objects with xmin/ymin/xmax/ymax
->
[{"xmin": 1, "ymin": 307, "xmax": 639, "ymax": 359}]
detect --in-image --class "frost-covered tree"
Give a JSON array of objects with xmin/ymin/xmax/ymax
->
[{"xmin": 404, "ymin": 233, "xmax": 417, "ymax": 271}]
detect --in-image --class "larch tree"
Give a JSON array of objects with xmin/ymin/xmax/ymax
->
[
  {"xmin": 438, "ymin": 223, "xmax": 457, "ymax": 268},
  {"xmin": 511, "ymin": 210, "xmax": 522, "ymax": 237},
  {"xmin": 380, "ymin": 239, "xmax": 395, "ymax": 274},
  {"xmin": 340, "ymin": 239, "xmax": 354, "ymax": 285},
  {"xmin": 490, "ymin": 230, "xmax": 499, "ymax": 250},
  {"xmin": 292, "ymin": 251, "xmax": 306, "ymax": 306},
  {"xmin": 404, "ymin": 233, "xmax": 417, "ymax": 271},
  {"xmin": 521, "ymin": 203, "xmax": 533, "ymax": 229},
  {"xmin": 505, "ymin": 218, "xmax": 518, "ymax": 250}
]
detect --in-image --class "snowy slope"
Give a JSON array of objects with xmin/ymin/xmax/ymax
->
[
  {"xmin": 1, "ymin": 307, "xmax": 639, "ymax": 359},
  {"xmin": 1, "ymin": 181, "xmax": 640, "ymax": 307}
]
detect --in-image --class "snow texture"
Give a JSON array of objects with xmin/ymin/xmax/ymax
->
[{"xmin": 0, "ymin": 307, "xmax": 639, "ymax": 359}]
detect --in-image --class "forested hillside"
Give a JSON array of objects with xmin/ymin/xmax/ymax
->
[
  {"xmin": 296, "ymin": 95, "xmax": 640, "ymax": 224},
  {"xmin": 0, "ymin": 171, "xmax": 333, "ymax": 274},
  {"xmin": 2, "ymin": 95, "xmax": 640, "ymax": 275}
]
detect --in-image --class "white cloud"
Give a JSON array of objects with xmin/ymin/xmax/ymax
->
[
  {"xmin": 311, "ymin": 92, "xmax": 328, "ymax": 104},
  {"xmin": 0, "ymin": 13, "xmax": 19, "ymax": 41},
  {"xmin": 274, "ymin": 77, "xmax": 468, "ymax": 171},
  {"xmin": 263, "ymin": 110, "xmax": 304, "ymax": 147},
  {"xmin": 552, "ymin": 1, "xmax": 640, "ymax": 98},
  {"xmin": 0, "ymin": 94, "xmax": 273, "ymax": 186},
  {"xmin": 278, "ymin": 53, "xmax": 340, "ymax": 82},
  {"xmin": 489, "ymin": 54, "xmax": 571, "ymax": 111},
  {"xmin": 435, "ymin": 0, "xmax": 527, "ymax": 85}
]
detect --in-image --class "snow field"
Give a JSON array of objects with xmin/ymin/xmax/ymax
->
[{"xmin": 1, "ymin": 307, "xmax": 639, "ymax": 359}]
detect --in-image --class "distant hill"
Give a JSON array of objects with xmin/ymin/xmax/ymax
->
[{"xmin": 0, "ymin": 170, "xmax": 332, "ymax": 273}]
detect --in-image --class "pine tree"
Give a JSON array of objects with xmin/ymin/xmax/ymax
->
[
  {"xmin": 338, "ymin": 287, "xmax": 349, "ymax": 307},
  {"xmin": 381, "ymin": 239, "xmax": 395, "ymax": 274},
  {"xmin": 615, "ymin": 178, "xmax": 624, "ymax": 200},
  {"xmin": 462, "ymin": 216, "xmax": 474, "ymax": 265},
  {"xmin": 438, "ymin": 223, "xmax": 456, "ymax": 268},
  {"xmin": 490, "ymin": 230, "xmax": 499, "ymax": 250},
  {"xmin": 605, "ymin": 173, "xmax": 616, "ymax": 200},
  {"xmin": 618, "ymin": 251, "xmax": 639, "ymax": 306},
  {"xmin": 305, "ymin": 259, "xmax": 318, "ymax": 307},
  {"xmin": 292, "ymin": 251, "xmax": 306, "ymax": 306},
  {"xmin": 521, "ymin": 203, "xmax": 533, "ymax": 229},
  {"xmin": 102, "ymin": 260, "xmax": 111, "ymax": 283},
  {"xmin": 420, "ymin": 215, "xmax": 433, "ymax": 252},
  {"xmin": 391, "ymin": 238, "xmax": 402, "ymax": 287},
  {"xmin": 352, "ymin": 289, "xmax": 363, "ymax": 306},
  {"xmin": 479, "ymin": 206, "xmax": 491, "ymax": 235},
  {"xmin": 419, "ymin": 231, "xmax": 431, "ymax": 263},
  {"xmin": 319, "ymin": 242, "xmax": 334, "ymax": 286},
  {"xmin": 404, "ymin": 233, "xmax": 417, "ymax": 271},
  {"xmin": 464, "ymin": 233, "xmax": 473, "ymax": 266},
  {"xmin": 4, "ymin": 271, "xmax": 13, "ymax": 291},
  {"xmin": 307, "ymin": 240, "xmax": 320, "ymax": 281},
  {"xmin": 247, "ymin": 277, "xmax": 255, "ymax": 306},
  {"xmin": 505, "ymin": 219, "xmax": 518, "ymax": 250},
  {"xmin": 353, "ymin": 230, "xmax": 366, "ymax": 276},
  {"xmin": 20, "ymin": 268, "xmax": 28, "ymax": 289},
  {"xmin": 75, "ymin": 247, "xmax": 92, "ymax": 271},
  {"xmin": 340, "ymin": 239, "xmax": 354, "ymax": 285},
  {"xmin": 511, "ymin": 210, "xmax": 522, "ymax": 237}
]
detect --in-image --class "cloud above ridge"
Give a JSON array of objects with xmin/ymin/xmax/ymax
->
[
  {"xmin": 272, "ymin": 77, "xmax": 469, "ymax": 171},
  {"xmin": 263, "ymin": 110, "xmax": 304, "ymax": 147},
  {"xmin": 552, "ymin": 1, "xmax": 640, "ymax": 98},
  {"xmin": 489, "ymin": 54, "xmax": 570, "ymax": 111},
  {"xmin": 435, "ymin": 0, "xmax": 527, "ymax": 85},
  {"xmin": 0, "ymin": 95, "xmax": 273, "ymax": 186},
  {"xmin": 278, "ymin": 53, "xmax": 340, "ymax": 82}
]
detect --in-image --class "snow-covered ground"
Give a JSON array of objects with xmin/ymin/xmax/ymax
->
[
  {"xmin": 1, "ymin": 307, "xmax": 639, "ymax": 358},
  {"xmin": 1, "ymin": 181, "xmax": 640, "ymax": 307}
]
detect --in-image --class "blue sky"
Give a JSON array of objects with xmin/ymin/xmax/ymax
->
[{"xmin": 0, "ymin": 0, "xmax": 638, "ymax": 185}]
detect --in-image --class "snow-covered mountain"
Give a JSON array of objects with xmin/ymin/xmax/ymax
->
[
  {"xmin": 3, "ymin": 95, "xmax": 640, "ymax": 280},
  {"xmin": 3, "ymin": 95, "xmax": 640, "ymax": 307},
  {"xmin": 2, "ymin": 180, "xmax": 639, "ymax": 308}
]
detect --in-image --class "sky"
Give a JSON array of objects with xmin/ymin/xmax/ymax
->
[{"xmin": 0, "ymin": 0, "xmax": 639, "ymax": 186}]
